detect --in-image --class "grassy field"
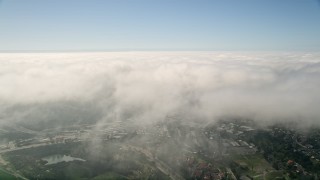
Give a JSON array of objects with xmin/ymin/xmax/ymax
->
[
  {"xmin": 0, "ymin": 167, "xmax": 19, "ymax": 180},
  {"xmin": 230, "ymin": 153, "xmax": 290, "ymax": 179},
  {"xmin": 265, "ymin": 171, "xmax": 287, "ymax": 180},
  {"xmin": 92, "ymin": 172, "xmax": 127, "ymax": 180},
  {"xmin": 232, "ymin": 153, "xmax": 277, "ymax": 179},
  {"xmin": 233, "ymin": 154, "xmax": 272, "ymax": 171}
]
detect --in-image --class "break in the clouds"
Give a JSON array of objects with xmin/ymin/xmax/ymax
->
[{"xmin": 0, "ymin": 52, "xmax": 319, "ymax": 127}]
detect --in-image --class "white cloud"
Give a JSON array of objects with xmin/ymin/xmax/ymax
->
[{"xmin": 0, "ymin": 51, "xmax": 319, "ymax": 127}]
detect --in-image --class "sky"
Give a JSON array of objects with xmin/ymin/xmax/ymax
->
[{"xmin": 0, "ymin": 0, "xmax": 320, "ymax": 51}]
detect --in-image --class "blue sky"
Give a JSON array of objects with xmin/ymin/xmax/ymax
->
[{"xmin": 0, "ymin": 0, "xmax": 320, "ymax": 51}]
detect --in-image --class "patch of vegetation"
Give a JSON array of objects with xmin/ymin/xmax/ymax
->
[
  {"xmin": 265, "ymin": 171, "xmax": 287, "ymax": 180},
  {"xmin": 0, "ymin": 167, "xmax": 19, "ymax": 180},
  {"xmin": 231, "ymin": 154, "xmax": 276, "ymax": 179},
  {"xmin": 92, "ymin": 172, "xmax": 127, "ymax": 180}
]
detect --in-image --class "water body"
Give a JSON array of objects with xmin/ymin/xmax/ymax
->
[{"xmin": 42, "ymin": 154, "xmax": 85, "ymax": 165}]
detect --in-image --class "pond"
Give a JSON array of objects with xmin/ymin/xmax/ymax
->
[{"xmin": 42, "ymin": 154, "xmax": 86, "ymax": 165}]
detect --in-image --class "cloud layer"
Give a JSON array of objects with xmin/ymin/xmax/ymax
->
[{"xmin": 0, "ymin": 52, "xmax": 319, "ymax": 127}]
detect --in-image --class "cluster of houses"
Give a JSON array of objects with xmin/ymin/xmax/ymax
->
[
  {"xmin": 271, "ymin": 127, "xmax": 320, "ymax": 162},
  {"xmin": 135, "ymin": 123, "xmax": 171, "ymax": 137},
  {"xmin": 0, "ymin": 141, "xmax": 16, "ymax": 151},
  {"xmin": 205, "ymin": 122, "xmax": 257, "ymax": 155},
  {"xmin": 184, "ymin": 156, "xmax": 226, "ymax": 180}
]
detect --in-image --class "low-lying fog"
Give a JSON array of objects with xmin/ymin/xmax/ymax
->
[{"xmin": 0, "ymin": 52, "xmax": 319, "ymax": 129}]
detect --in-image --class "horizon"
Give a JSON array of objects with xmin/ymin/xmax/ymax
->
[{"xmin": 1, "ymin": 50, "xmax": 320, "ymax": 54}]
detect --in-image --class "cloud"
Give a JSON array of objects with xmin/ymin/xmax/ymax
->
[{"xmin": 0, "ymin": 51, "xmax": 319, "ymax": 128}]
